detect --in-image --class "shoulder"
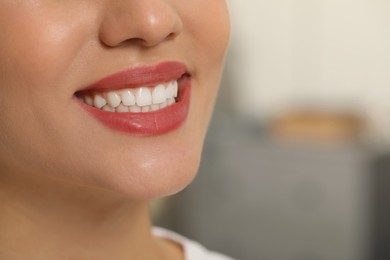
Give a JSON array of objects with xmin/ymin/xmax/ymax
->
[{"xmin": 152, "ymin": 227, "xmax": 235, "ymax": 260}]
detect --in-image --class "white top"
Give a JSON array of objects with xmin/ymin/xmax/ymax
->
[{"xmin": 152, "ymin": 227, "xmax": 235, "ymax": 260}]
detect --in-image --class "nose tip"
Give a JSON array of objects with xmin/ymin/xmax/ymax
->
[{"xmin": 99, "ymin": 1, "xmax": 183, "ymax": 48}]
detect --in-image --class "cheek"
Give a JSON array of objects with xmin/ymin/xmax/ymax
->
[
  {"xmin": 0, "ymin": 3, "xmax": 95, "ymax": 90},
  {"xmin": 182, "ymin": 0, "xmax": 231, "ymax": 65},
  {"xmin": 182, "ymin": 0, "xmax": 230, "ymax": 117},
  {"xmin": 0, "ymin": 4, "xmax": 94, "ymax": 173}
]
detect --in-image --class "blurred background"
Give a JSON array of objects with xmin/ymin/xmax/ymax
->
[{"xmin": 153, "ymin": 1, "xmax": 390, "ymax": 259}]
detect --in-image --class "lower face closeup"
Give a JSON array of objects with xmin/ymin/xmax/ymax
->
[{"xmin": 0, "ymin": 1, "xmax": 230, "ymax": 199}]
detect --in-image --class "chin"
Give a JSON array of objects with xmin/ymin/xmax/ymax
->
[
  {"xmin": 91, "ymin": 151, "xmax": 201, "ymax": 200},
  {"xmin": 71, "ymin": 127, "xmax": 205, "ymax": 200}
]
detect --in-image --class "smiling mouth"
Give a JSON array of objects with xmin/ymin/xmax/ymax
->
[
  {"xmin": 74, "ymin": 61, "xmax": 191, "ymax": 136},
  {"xmin": 76, "ymin": 79, "xmax": 179, "ymax": 113}
]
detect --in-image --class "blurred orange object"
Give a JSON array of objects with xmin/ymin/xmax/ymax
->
[{"xmin": 270, "ymin": 110, "xmax": 364, "ymax": 143}]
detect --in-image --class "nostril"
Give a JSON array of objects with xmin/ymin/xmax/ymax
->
[
  {"xmin": 102, "ymin": 32, "xmax": 177, "ymax": 49},
  {"xmin": 165, "ymin": 32, "xmax": 179, "ymax": 42}
]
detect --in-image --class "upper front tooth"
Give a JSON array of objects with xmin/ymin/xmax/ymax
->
[
  {"xmin": 172, "ymin": 81, "xmax": 178, "ymax": 98},
  {"xmin": 166, "ymin": 82, "xmax": 175, "ymax": 99},
  {"xmin": 107, "ymin": 92, "xmax": 121, "ymax": 108},
  {"xmin": 152, "ymin": 84, "xmax": 167, "ymax": 104},
  {"xmin": 166, "ymin": 81, "xmax": 178, "ymax": 99},
  {"xmin": 135, "ymin": 87, "xmax": 152, "ymax": 106},
  {"xmin": 94, "ymin": 94, "xmax": 107, "ymax": 109},
  {"xmin": 121, "ymin": 89, "xmax": 136, "ymax": 106}
]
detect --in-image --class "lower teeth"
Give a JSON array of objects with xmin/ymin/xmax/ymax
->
[{"xmin": 85, "ymin": 97, "xmax": 176, "ymax": 113}]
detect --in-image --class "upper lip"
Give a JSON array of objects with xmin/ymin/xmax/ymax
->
[{"xmin": 77, "ymin": 61, "xmax": 189, "ymax": 93}]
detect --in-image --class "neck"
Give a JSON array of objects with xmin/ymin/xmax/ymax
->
[{"xmin": 0, "ymin": 171, "xmax": 181, "ymax": 260}]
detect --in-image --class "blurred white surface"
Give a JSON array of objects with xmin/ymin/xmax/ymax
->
[{"xmin": 226, "ymin": 0, "xmax": 390, "ymax": 139}]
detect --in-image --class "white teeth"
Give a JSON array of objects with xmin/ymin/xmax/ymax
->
[
  {"xmin": 94, "ymin": 94, "xmax": 107, "ymax": 109},
  {"xmin": 151, "ymin": 104, "xmax": 160, "ymax": 111},
  {"xmin": 116, "ymin": 104, "xmax": 129, "ymax": 113},
  {"xmin": 129, "ymin": 106, "xmax": 141, "ymax": 113},
  {"xmin": 83, "ymin": 80, "xmax": 180, "ymax": 113},
  {"xmin": 141, "ymin": 106, "xmax": 150, "ymax": 112},
  {"xmin": 160, "ymin": 102, "xmax": 168, "ymax": 109},
  {"xmin": 107, "ymin": 92, "xmax": 121, "ymax": 108},
  {"xmin": 166, "ymin": 82, "xmax": 175, "ymax": 99},
  {"xmin": 102, "ymin": 105, "xmax": 115, "ymax": 112},
  {"xmin": 152, "ymin": 84, "xmax": 167, "ymax": 104},
  {"xmin": 136, "ymin": 87, "xmax": 152, "ymax": 106},
  {"xmin": 84, "ymin": 96, "xmax": 94, "ymax": 106},
  {"xmin": 168, "ymin": 98, "xmax": 175, "ymax": 106},
  {"xmin": 172, "ymin": 81, "xmax": 178, "ymax": 98},
  {"xmin": 121, "ymin": 90, "xmax": 136, "ymax": 106}
]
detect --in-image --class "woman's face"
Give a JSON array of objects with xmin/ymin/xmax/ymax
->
[{"xmin": 0, "ymin": 1, "xmax": 230, "ymax": 198}]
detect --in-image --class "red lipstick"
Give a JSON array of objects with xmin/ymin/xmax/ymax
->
[{"xmin": 76, "ymin": 61, "xmax": 191, "ymax": 136}]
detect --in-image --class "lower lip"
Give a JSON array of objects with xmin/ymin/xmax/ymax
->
[{"xmin": 76, "ymin": 77, "xmax": 191, "ymax": 136}]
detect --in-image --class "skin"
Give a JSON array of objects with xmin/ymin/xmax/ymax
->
[{"xmin": 0, "ymin": 1, "xmax": 230, "ymax": 260}]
